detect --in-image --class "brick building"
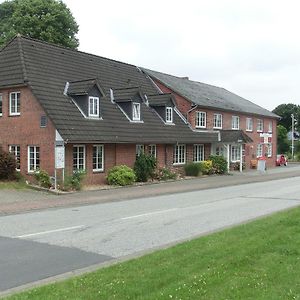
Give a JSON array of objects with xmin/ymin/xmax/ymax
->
[{"xmin": 0, "ymin": 36, "xmax": 278, "ymax": 185}]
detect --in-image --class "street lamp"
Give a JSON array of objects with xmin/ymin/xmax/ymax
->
[{"xmin": 291, "ymin": 113, "xmax": 298, "ymax": 160}]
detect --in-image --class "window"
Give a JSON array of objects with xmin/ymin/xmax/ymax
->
[
  {"xmin": 40, "ymin": 115, "xmax": 47, "ymax": 128},
  {"xmin": 215, "ymin": 146, "xmax": 224, "ymax": 156},
  {"xmin": 9, "ymin": 145, "xmax": 20, "ymax": 171},
  {"xmin": 28, "ymin": 146, "xmax": 40, "ymax": 172},
  {"xmin": 136, "ymin": 144, "xmax": 144, "ymax": 157},
  {"xmin": 132, "ymin": 102, "xmax": 141, "ymax": 121},
  {"xmin": 232, "ymin": 116, "xmax": 240, "ymax": 130},
  {"xmin": 93, "ymin": 145, "xmax": 104, "ymax": 172},
  {"xmin": 196, "ymin": 111, "xmax": 206, "ymax": 128},
  {"xmin": 0, "ymin": 94, "xmax": 2, "ymax": 116},
  {"xmin": 257, "ymin": 119, "xmax": 263, "ymax": 132},
  {"xmin": 9, "ymin": 92, "xmax": 20, "ymax": 116},
  {"xmin": 193, "ymin": 144, "xmax": 204, "ymax": 162},
  {"xmin": 257, "ymin": 144, "xmax": 263, "ymax": 158},
  {"xmin": 231, "ymin": 145, "xmax": 241, "ymax": 162},
  {"xmin": 166, "ymin": 107, "xmax": 173, "ymax": 123},
  {"xmin": 246, "ymin": 118, "xmax": 253, "ymax": 131},
  {"xmin": 148, "ymin": 144, "xmax": 156, "ymax": 158},
  {"xmin": 268, "ymin": 121, "xmax": 272, "ymax": 133},
  {"xmin": 73, "ymin": 145, "xmax": 85, "ymax": 171},
  {"xmin": 89, "ymin": 96, "xmax": 99, "ymax": 117},
  {"xmin": 173, "ymin": 144, "xmax": 186, "ymax": 164},
  {"xmin": 267, "ymin": 143, "xmax": 272, "ymax": 157},
  {"xmin": 213, "ymin": 113, "xmax": 222, "ymax": 129}
]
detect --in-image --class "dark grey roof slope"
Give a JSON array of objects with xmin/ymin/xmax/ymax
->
[
  {"xmin": 220, "ymin": 130, "xmax": 253, "ymax": 143},
  {"xmin": 0, "ymin": 36, "xmax": 218, "ymax": 144},
  {"xmin": 113, "ymin": 87, "xmax": 141, "ymax": 102},
  {"xmin": 68, "ymin": 78, "xmax": 104, "ymax": 96},
  {"xmin": 143, "ymin": 68, "xmax": 279, "ymax": 119},
  {"xmin": 147, "ymin": 94, "xmax": 175, "ymax": 106}
]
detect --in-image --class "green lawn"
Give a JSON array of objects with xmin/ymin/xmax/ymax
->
[
  {"xmin": 0, "ymin": 180, "xmax": 28, "ymax": 190},
  {"xmin": 6, "ymin": 206, "xmax": 300, "ymax": 300}
]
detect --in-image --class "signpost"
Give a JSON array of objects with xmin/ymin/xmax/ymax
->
[{"xmin": 54, "ymin": 142, "xmax": 65, "ymax": 190}]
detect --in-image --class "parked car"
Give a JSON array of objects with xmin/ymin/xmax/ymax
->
[{"xmin": 276, "ymin": 154, "xmax": 288, "ymax": 166}]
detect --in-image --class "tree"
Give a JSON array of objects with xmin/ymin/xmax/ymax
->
[
  {"xmin": 0, "ymin": 0, "xmax": 79, "ymax": 49},
  {"xmin": 277, "ymin": 124, "xmax": 289, "ymax": 154},
  {"xmin": 272, "ymin": 103, "xmax": 300, "ymax": 132}
]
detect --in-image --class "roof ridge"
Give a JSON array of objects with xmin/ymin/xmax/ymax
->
[{"xmin": 16, "ymin": 34, "xmax": 28, "ymax": 83}]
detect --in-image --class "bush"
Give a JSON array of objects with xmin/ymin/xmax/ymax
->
[
  {"xmin": 107, "ymin": 165, "xmax": 136, "ymax": 186},
  {"xmin": 64, "ymin": 170, "xmax": 86, "ymax": 191},
  {"xmin": 0, "ymin": 149, "xmax": 16, "ymax": 180},
  {"xmin": 199, "ymin": 160, "xmax": 213, "ymax": 175},
  {"xmin": 134, "ymin": 154, "xmax": 156, "ymax": 182},
  {"xmin": 34, "ymin": 169, "xmax": 51, "ymax": 188},
  {"xmin": 155, "ymin": 167, "xmax": 177, "ymax": 181},
  {"xmin": 209, "ymin": 155, "xmax": 228, "ymax": 174},
  {"xmin": 184, "ymin": 163, "xmax": 201, "ymax": 176}
]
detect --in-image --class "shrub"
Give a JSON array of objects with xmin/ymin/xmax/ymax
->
[
  {"xmin": 107, "ymin": 165, "xmax": 136, "ymax": 186},
  {"xmin": 155, "ymin": 167, "xmax": 177, "ymax": 181},
  {"xmin": 199, "ymin": 160, "xmax": 213, "ymax": 175},
  {"xmin": 0, "ymin": 149, "xmax": 16, "ymax": 180},
  {"xmin": 184, "ymin": 163, "xmax": 201, "ymax": 176},
  {"xmin": 64, "ymin": 170, "xmax": 86, "ymax": 191},
  {"xmin": 134, "ymin": 154, "xmax": 156, "ymax": 182},
  {"xmin": 209, "ymin": 155, "xmax": 228, "ymax": 174},
  {"xmin": 34, "ymin": 169, "xmax": 52, "ymax": 188}
]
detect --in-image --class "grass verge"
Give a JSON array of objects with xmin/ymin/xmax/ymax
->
[
  {"xmin": 0, "ymin": 180, "xmax": 28, "ymax": 190},
  {"xmin": 5, "ymin": 206, "xmax": 300, "ymax": 300}
]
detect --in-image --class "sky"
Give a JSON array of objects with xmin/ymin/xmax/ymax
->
[{"xmin": 8, "ymin": 0, "xmax": 300, "ymax": 111}]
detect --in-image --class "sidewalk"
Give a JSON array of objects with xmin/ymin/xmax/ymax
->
[{"xmin": 0, "ymin": 165, "xmax": 300, "ymax": 216}]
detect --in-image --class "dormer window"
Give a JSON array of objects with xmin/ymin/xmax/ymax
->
[
  {"xmin": 89, "ymin": 96, "xmax": 99, "ymax": 117},
  {"xmin": 132, "ymin": 102, "xmax": 141, "ymax": 121},
  {"xmin": 166, "ymin": 107, "xmax": 173, "ymax": 123}
]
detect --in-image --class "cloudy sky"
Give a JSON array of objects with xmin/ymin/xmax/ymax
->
[{"xmin": 32, "ymin": 1, "xmax": 300, "ymax": 110}]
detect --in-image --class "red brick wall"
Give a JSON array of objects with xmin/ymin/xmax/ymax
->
[{"xmin": 0, "ymin": 86, "xmax": 56, "ymax": 179}]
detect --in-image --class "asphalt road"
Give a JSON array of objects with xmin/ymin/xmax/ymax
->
[{"xmin": 1, "ymin": 176, "xmax": 300, "ymax": 294}]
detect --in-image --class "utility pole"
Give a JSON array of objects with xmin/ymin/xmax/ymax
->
[{"xmin": 291, "ymin": 113, "xmax": 294, "ymax": 160}]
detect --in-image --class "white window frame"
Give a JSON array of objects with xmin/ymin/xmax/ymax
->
[
  {"xmin": 93, "ymin": 145, "xmax": 104, "ymax": 172},
  {"xmin": 0, "ymin": 94, "xmax": 2, "ymax": 116},
  {"xmin": 213, "ymin": 113, "xmax": 222, "ymax": 129},
  {"xmin": 232, "ymin": 116, "xmax": 240, "ymax": 130},
  {"xmin": 257, "ymin": 144, "xmax": 263, "ymax": 158},
  {"xmin": 231, "ymin": 145, "xmax": 241, "ymax": 162},
  {"xmin": 215, "ymin": 146, "xmax": 224, "ymax": 156},
  {"xmin": 132, "ymin": 102, "xmax": 141, "ymax": 121},
  {"xmin": 148, "ymin": 144, "xmax": 157, "ymax": 158},
  {"xmin": 166, "ymin": 107, "xmax": 173, "ymax": 123},
  {"xmin": 196, "ymin": 111, "xmax": 206, "ymax": 128},
  {"xmin": 257, "ymin": 119, "xmax": 263, "ymax": 132},
  {"xmin": 136, "ymin": 144, "xmax": 144, "ymax": 157},
  {"xmin": 193, "ymin": 144, "xmax": 205, "ymax": 162},
  {"xmin": 246, "ymin": 118, "xmax": 253, "ymax": 132},
  {"xmin": 268, "ymin": 121, "xmax": 272, "ymax": 133},
  {"xmin": 9, "ymin": 92, "xmax": 21, "ymax": 116},
  {"xmin": 173, "ymin": 144, "xmax": 186, "ymax": 165},
  {"xmin": 267, "ymin": 143, "xmax": 272, "ymax": 157},
  {"xmin": 28, "ymin": 146, "xmax": 40, "ymax": 173},
  {"xmin": 88, "ymin": 96, "xmax": 99, "ymax": 117},
  {"xmin": 9, "ymin": 145, "xmax": 20, "ymax": 171},
  {"xmin": 73, "ymin": 145, "xmax": 86, "ymax": 171}
]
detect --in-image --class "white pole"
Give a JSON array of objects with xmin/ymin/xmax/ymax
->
[
  {"xmin": 227, "ymin": 144, "xmax": 230, "ymax": 172},
  {"xmin": 239, "ymin": 144, "xmax": 243, "ymax": 172},
  {"xmin": 292, "ymin": 114, "xmax": 294, "ymax": 160}
]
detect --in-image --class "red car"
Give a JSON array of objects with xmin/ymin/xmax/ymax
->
[{"xmin": 276, "ymin": 154, "xmax": 288, "ymax": 166}]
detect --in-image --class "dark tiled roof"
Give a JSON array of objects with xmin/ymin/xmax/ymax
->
[
  {"xmin": 68, "ymin": 78, "xmax": 104, "ymax": 96},
  {"xmin": 147, "ymin": 93, "xmax": 175, "ymax": 106},
  {"xmin": 113, "ymin": 87, "xmax": 141, "ymax": 102},
  {"xmin": 0, "ymin": 36, "xmax": 218, "ymax": 144},
  {"xmin": 220, "ymin": 130, "xmax": 253, "ymax": 143},
  {"xmin": 143, "ymin": 68, "xmax": 279, "ymax": 119}
]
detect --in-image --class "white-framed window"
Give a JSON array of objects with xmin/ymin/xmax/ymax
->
[
  {"xmin": 257, "ymin": 144, "xmax": 263, "ymax": 158},
  {"xmin": 213, "ymin": 113, "xmax": 222, "ymax": 129},
  {"xmin": 231, "ymin": 145, "xmax": 241, "ymax": 162},
  {"xmin": 196, "ymin": 111, "xmax": 206, "ymax": 128},
  {"xmin": 0, "ymin": 94, "xmax": 2, "ymax": 116},
  {"xmin": 215, "ymin": 146, "xmax": 224, "ymax": 156},
  {"xmin": 132, "ymin": 102, "xmax": 141, "ymax": 121},
  {"xmin": 28, "ymin": 146, "xmax": 40, "ymax": 173},
  {"xmin": 73, "ymin": 145, "xmax": 85, "ymax": 171},
  {"xmin": 9, "ymin": 145, "xmax": 20, "ymax": 171},
  {"xmin": 9, "ymin": 92, "xmax": 20, "ymax": 116},
  {"xmin": 267, "ymin": 143, "xmax": 272, "ymax": 157},
  {"xmin": 93, "ymin": 145, "xmax": 104, "ymax": 172},
  {"xmin": 193, "ymin": 144, "xmax": 204, "ymax": 162},
  {"xmin": 136, "ymin": 144, "xmax": 144, "ymax": 157},
  {"xmin": 232, "ymin": 116, "xmax": 240, "ymax": 130},
  {"xmin": 88, "ymin": 96, "xmax": 99, "ymax": 117},
  {"xmin": 148, "ymin": 144, "xmax": 156, "ymax": 158},
  {"xmin": 268, "ymin": 121, "xmax": 272, "ymax": 133},
  {"xmin": 257, "ymin": 119, "xmax": 263, "ymax": 132},
  {"xmin": 166, "ymin": 107, "xmax": 173, "ymax": 123},
  {"xmin": 173, "ymin": 144, "xmax": 186, "ymax": 165},
  {"xmin": 246, "ymin": 118, "xmax": 253, "ymax": 131}
]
